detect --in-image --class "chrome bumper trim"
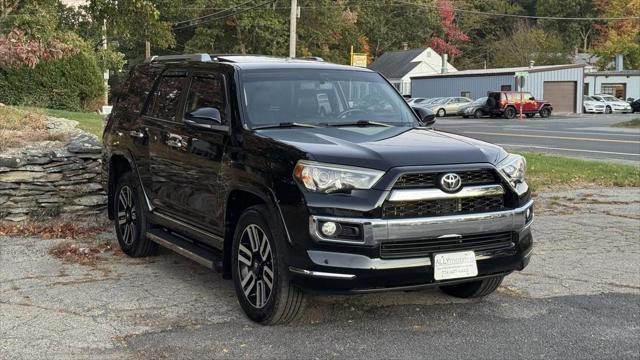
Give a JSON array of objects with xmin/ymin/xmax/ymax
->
[
  {"xmin": 306, "ymin": 251, "xmax": 504, "ymax": 270},
  {"xmin": 388, "ymin": 184, "xmax": 504, "ymax": 202},
  {"xmin": 289, "ymin": 267, "xmax": 356, "ymax": 279},
  {"xmin": 309, "ymin": 199, "xmax": 534, "ymax": 245}
]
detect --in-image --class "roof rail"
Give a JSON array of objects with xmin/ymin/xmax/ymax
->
[{"xmin": 144, "ymin": 53, "xmax": 212, "ymax": 64}]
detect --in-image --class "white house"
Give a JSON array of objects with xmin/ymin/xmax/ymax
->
[{"xmin": 368, "ymin": 47, "xmax": 457, "ymax": 96}]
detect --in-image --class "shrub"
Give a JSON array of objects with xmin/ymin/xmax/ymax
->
[{"xmin": 0, "ymin": 50, "xmax": 104, "ymax": 112}]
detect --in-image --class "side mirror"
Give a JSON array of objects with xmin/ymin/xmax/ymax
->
[
  {"xmin": 184, "ymin": 107, "xmax": 222, "ymax": 130},
  {"xmin": 412, "ymin": 106, "xmax": 436, "ymax": 127}
]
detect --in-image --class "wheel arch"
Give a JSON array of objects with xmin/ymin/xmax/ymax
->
[{"xmin": 107, "ymin": 152, "xmax": 135, "ymax": 220}]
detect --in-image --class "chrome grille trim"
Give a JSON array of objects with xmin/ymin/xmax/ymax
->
[{"xmin": 388, "ymin": 184, "xmax": 504, "ymax": 202}]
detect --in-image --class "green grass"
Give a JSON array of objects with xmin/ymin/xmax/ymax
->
[
  {"xmin": 523, "ymin": 152, "xmax": 640, "ymax": 191},
  {"xmin": 26, "ymin": 107, "xmax": 105, "ymax": 137},
  {"xmin": 611, "ymin": 118, "xmax": 640, "ymax": 128}
]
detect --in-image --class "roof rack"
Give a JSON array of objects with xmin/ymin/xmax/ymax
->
[
  {"xmin": 296, "ymin": 56, "xmax": 325, "ymax": 62},
  {"xmin": 144, "ymin": 53, "xmax": 212, "ymax": 64}
]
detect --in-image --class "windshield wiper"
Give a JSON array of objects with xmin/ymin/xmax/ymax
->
[
  {"xmin": 325, "ymin": 120, "xmax": 393, "ymax": 127},
  {"xmin": 252, "ymin": 122, "xmax": 321, "ymax": 130}
]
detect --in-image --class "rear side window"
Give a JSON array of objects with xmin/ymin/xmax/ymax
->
[
  {"xmin": 184, "ymin": 74, "xmax": 226, "ymax": 124},
  {"xmin": 115, "ymin": 65, "xmax": 162, "ymax": 116},
  {"xmin": 149, "ymin": 75, "xmax": 187, "ymax": 121}
]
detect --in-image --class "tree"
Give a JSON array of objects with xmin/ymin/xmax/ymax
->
[
  {"xmin": 592, "ymin": 0, "xmax": 640, "ymax": 69},
  {"xmin": 0, "ymin": 28, "xmax": 76, "ymax": 69},
  {"xmin": 428, "ymin": 0, "xmax": 469, "ymax": 59},
  {"xmin": 537, "ymin": 0, "xmax": 596, "ymax": 52},
  {"xmin": 490, "ymin": 21, "xmax": 569, "ymax": 67}
]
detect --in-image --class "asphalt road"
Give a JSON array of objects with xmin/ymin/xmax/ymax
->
[
  {"xmin": 434, "ymin": 113, "xmax": 640, "ymax": 164},
  {"xmin": 1, "ymin": 188, "xmax": 639, "ymax": 359}
]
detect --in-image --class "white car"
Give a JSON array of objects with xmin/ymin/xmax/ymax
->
[
  {"xmin": 583, "ymin": 96, "xmax": 606, "ymax": 113},
  {"xmin": 591, "ymin": 94, "xmax": 632, "ymax": 113}
]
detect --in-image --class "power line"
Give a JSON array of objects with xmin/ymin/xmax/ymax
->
[
  {"xmin": 395, "ymin": 0, "xmax": 639, "ymax": 21},
  {"xmin": 174, "ymin": 0, "xmax": 277, "ymax": 31},
  {"xmin": 174, "ymin": 0, "xmax": 255, "ymax": 26}
]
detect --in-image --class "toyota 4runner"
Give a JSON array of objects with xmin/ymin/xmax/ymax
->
[{"xmin": 102, "ymin": 54, "xmax": 534, "ymax": 325}]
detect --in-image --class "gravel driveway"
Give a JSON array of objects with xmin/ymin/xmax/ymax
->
[{"xmin": 1, "ymin": 188, "xmax": 639, "ymax": 359}]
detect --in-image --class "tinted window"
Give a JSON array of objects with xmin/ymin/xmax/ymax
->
[
  {"xmin": 185, "ymin": 74, "xmax": 226, "ymax": 124},
  {"xmin": 115, "ymin": 65, "xmax": 162, "ymax": 116},
  {"xmin": 149, "ymin": 75, "xmax": 187, "ymax": 121}
]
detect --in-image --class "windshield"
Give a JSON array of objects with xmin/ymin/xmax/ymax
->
[
  {"xmin": 430, "ymin": 98, "xmax": 448, "ymax": 105},
  {"xmin": 585, "ymin": 96, "xmax": 596, "ymax": 101},
  {"xmin": 472, "ymin": 97, "xmax": 487, "ymax": 104},
  {"xmin": 602, "ymin": 95, "xmax": 619, "ymax": 102},
  {"xmin": 240, "ymin": 69, "xmax": 417, "ymax": 128}
]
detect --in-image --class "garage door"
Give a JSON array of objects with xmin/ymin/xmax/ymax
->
[{"xmin": 543, "ymin": 81, "xmax": 577, "ymax": 113}]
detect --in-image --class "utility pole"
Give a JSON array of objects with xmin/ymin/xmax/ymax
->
[
  {"xmin": 288, "ymin": 0, "xmax": 297, "ymax": 58},
  {"xmin": 145, "ymin": 41, "xmax": 151, "ymax": 59},
  {"xmin": 102, "ymin": 19, "xmax": 109, "ymax": 108}
]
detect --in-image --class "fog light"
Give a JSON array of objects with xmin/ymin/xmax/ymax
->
[
  {"xmin": 321, "ymin": 221, "xmax": 338, "ymax": 236},
  {"xmin": 525, "ymin": 207, "xmax": 533, "ymax": 223}
]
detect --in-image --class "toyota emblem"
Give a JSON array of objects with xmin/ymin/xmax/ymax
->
[{"xmin": 440, "ymin": 173, "xmax": 462, "ymax": 192}]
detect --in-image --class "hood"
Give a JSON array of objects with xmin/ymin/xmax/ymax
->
[
  {"xmin": 584, "ymin": 100, "xmax": 603, "ymax": 106},
  {"xmin": 255, "ymin": 127, "xmax": 507, "ymax": 170}
]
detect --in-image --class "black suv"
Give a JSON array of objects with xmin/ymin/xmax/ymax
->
[{"xmin": 102, "ymin": 54, "xmax": 533, "ymax": 324}]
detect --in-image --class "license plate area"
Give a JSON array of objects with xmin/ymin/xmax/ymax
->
[{"xmin": 433, "ymin": 251, "xmax": 478, "ymax": 281}]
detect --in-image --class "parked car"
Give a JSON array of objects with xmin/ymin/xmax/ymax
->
[
  {"xmin": 583, "ymin": 96, "xmax": 606, "ymax": 113},
  {"xmin": 630, "ymin": 98, "xmax": 640, "ymax": 113},
  {"xmin": 430, "ymin": 97, "xmax": 472, "ymax": 117},
  {"xmin": 457, "ymin": 97, "xmax": 490, "ymax": 118},
  {"xmin": 406, "ymin": 97, "xmax": 430, "ymax": 106},
  {"xmin": 103, "ymin": 54, "xmax": 533, "ymax": 325},
  {"xmin": 591, "ymin": 94, "xmax": 632, "ymax": 113},
  {"xmin": 487, "ymin": 91, "xmax": 552, "ymax": 119}
]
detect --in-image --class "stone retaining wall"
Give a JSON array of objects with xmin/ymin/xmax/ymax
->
[{"xmin": 0, "ymin": 122, "xmax": 106, "ymax": 222}]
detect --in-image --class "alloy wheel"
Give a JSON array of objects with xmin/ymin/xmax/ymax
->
[
  {"xmin": 117, "ymin": 185, "xmax": 137, "ymax": 246},
  {"xmin": 237, "ymin": 224, "xmax": 275, "ymax": 309}
]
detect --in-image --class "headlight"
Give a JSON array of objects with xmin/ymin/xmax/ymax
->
[
  {"xmin": 497, "ymin": 154, "xmax": 528, "ymax": 195},
  {"xmin": 293, "ymin": 160, "xmax": 384, "ymax": 193}
]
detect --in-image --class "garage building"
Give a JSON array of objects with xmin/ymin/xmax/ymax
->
[
  {"xmin": 411, "ymin": 64, "xmax": 585, "ymax": 113},
  {"xmin": 584, "ymin": 70, "xmax": 640, "ymax": 100}
]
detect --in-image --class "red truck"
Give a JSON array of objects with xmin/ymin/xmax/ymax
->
[{"xmin": 487, "ymin": 91, "xmax": 553, "ymax": 119}]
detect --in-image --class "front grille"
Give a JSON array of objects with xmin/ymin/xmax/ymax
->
[
  {"xmin": 382, "ymin": 195, "xmax": 504, "ymax": 218},
  {"xmin": 380, "ymin": 232, "xmax": 514, "ymax": 259},
  {"xmin": 394, "ymin": 169, "xmax": 497, "ymax": 189}
]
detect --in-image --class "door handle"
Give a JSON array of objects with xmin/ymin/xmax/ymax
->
[{"xmin": 129, "ymin": 130, "xmax": 146, "ymax": 139}]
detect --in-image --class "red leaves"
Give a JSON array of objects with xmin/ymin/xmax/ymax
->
[
  {"xmin": 0, "ymin": 28, "xmax": 77, "ymax": 69},
  {"xmin": 0, "ymin": 221, "xmax": 108, "ymax": 240},
  {"xmin": 429, "ymin": 0, "xmax": 469, "ymax": 57}
]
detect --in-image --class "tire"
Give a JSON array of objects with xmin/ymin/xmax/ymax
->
[
  {"xmin": 437, "ymin": 108, "xmax": 446, "ymax": 117},
  {"xmin": 440, "ymin": 276, "xmax": 504, "ymax": 298},
  {"xmin": 605, "ymin": 106, "xmax": 612, "ymax": 114},
  {"xmin": 539, "ymin": 107, "xmax": 551, "ymax": 118},
  {"xmin": 504, "ymin": 107, "xmax": 516, "ymax": 119},
  {"xmin": 232, "ymin": 205, "xmax": 305, "ymax": 325},
  {"xmin": 462, "ymin": 115, "xmax": 469, "ymax": 118},
  {"xmin": 525, "ymin": 113, "xmax": 535, "ymax": 118},
  {"xmin": 113, "ymin": 172, "xmax": 157, "ymax": 257},
  {"xmin": 473, "ymin": 109, "xmax": 483, "ymax": 119}
]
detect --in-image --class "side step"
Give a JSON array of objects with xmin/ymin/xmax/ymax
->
[{"xmin": 147, "ymin": 229, "xmax": 223, "ymax": 272}]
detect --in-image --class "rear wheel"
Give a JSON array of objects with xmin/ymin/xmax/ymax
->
[
  {"xmin": 437, "ymin": 108, "xmax": 446, "ymax": 117},
  {"xmin": 504, "ymin": 107, "xmax": 516, "ymax": 119},
  {"xmin": 232, "ymin": 205, "xmax": 305, "ymax": 325},
  {"xmin": 113, "ymin": 172, "xmax": 156, "ymax": 257},
  {"xmin": 605, "ymin": 106, "xmax": 612, "ymax": 114},
  {"xmin": 440, "ymin": 276, "xmax": 504, "ymax": 298},
  {"xmin": 539, "ymin": 107, "xmax": 551, "ymax": 118},
  {"xmin": 473, "ymin": 109, "xmax": 483, "ymax": 119}
]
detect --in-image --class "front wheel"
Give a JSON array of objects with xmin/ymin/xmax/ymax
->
[
  {"xmin": 232, "ymin": 205, "xmax": 305, "ymax": 325},
  {"xmin": 437, "ymin": 108, "xmax": 446, "ymax": 117},
  {"xmin": 440, "ymin": 276, "xmax": 504, "ymax": 298},
  {"xmin": 539, "ymin": 107, "xmax": 551, "ymax": 118},
  {"xmin": 604, "ymin": 106, "xmax": 612, "ymax": 114},
  {"xmin": 473, "ymin": 109, "xmax": 483, "ymax": 119},
  {"xmin": 504, "ymin": 107, "xmax": 516, "ymax": 119}
]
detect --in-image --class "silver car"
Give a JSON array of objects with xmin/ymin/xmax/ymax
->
[
  {"xmin": 430, "ymin": 97, "xmax": 472, "ymax": 117},
  {"xmin": 591, "ymin": 94, "xmax": 632, "ymax": 113}
]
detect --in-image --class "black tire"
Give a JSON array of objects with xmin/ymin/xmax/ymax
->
[
  {"xmin": 437, "ymin": 108, "xmax": 446, "ymax": 117},
  {"xmin": 231, "ymin": 205, "xmax": 305, "ymax": 325},
  {"xmin": 504, "ymin": 107, "xmax": 516, "ymax": 119},
  {"xmin": 539, "ymin": 107, "xmax": 551, "ymax": 118},
  {"xmin": 473, "ymin": 109, "xmax": 483, "ymax": 119},
  {"xmin": 440, "ymin": 276, "xmax": 504, "ymax": 298},
  {"xmin": 462, "ymin": 115, "xmax": 469, "ymax": 118},
  {"xmin": 605, "ymin": 106, "xmax": 612, "ymax": 114},
  {"xmin": 113, "ymin": 172, "xmax": 157, "ymax": 257},
  {"xmin": 525, "ymin": 113, "xmax": 535, "ymax": 118}
]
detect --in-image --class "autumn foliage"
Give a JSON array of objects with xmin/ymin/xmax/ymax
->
[
  {"xmin": 429, "ymin": 0, "xmax": 469, "ymax": 58},
  {"xmin": 0, "ymin": 28, "xmax": 77, "ymax": 69}
]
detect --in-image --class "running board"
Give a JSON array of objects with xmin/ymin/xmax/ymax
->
[{"xmin": 147, "ymin": 229, "xmax": 223, "ymax": 272}]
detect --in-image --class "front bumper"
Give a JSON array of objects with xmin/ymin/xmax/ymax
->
[{"xmin": 289, "ymin": 200, "xmax": 534, "ymax": 293}]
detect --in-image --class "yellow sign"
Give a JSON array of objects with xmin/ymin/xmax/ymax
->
[{"xmin": 350, "ymin": 45, "xmax": 368, "ymax": 67}]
